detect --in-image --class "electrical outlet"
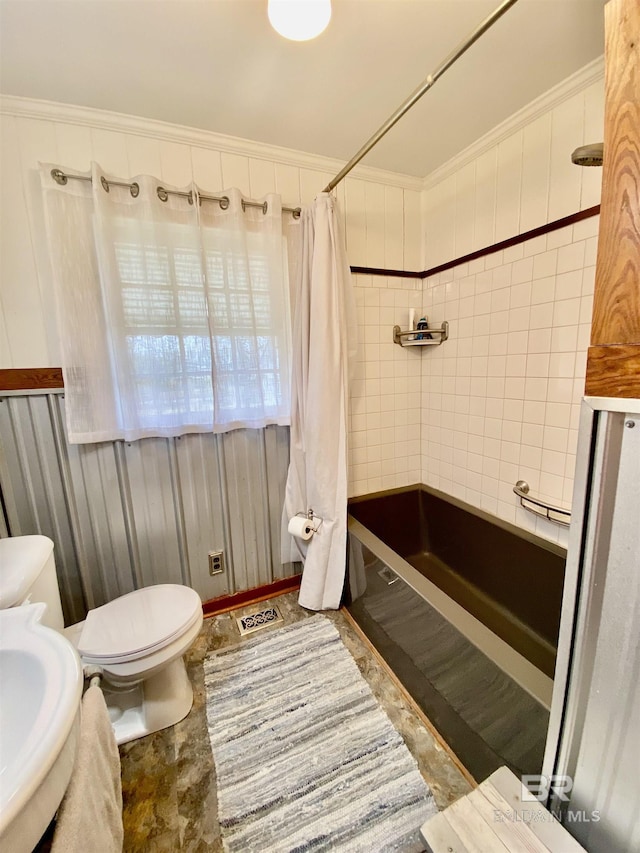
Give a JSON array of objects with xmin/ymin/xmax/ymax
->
[{"xmin": 208, "ymin": 550, "xmax": 225, "ymax": 576}]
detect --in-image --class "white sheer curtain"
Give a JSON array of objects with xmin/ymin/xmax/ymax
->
[
  {"xmin": 40, "ymin": 163, "xmax": 291, "ymax": 443},
  {"xmin": 282, "ymin": 193, "xmax": 357, "ymax": 611},
  {"xmin": 199, "ymin": 188, "xmax": 291, "ymax": 431}
]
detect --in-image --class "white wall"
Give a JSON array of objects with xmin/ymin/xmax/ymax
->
[
  {"xmin": 418, "ymin": 61, "xmax": 604, "ymax": 546},
  {"xmin": 0, "ymin": 97, "xmax": 422, "ymax": 370},
  {"xmin": 0, "ymin": 97, "xmax": 425, "ymax": 503},
  {"xmin": 0, "ymin": 59, "xmax": 606, "ymax": 535},
  {"xmin": 422, "ymin": 61, "xmax": 604, "ymax": 268}
]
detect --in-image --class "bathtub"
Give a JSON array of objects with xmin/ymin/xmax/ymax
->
[{"xmin": 346, "ymin": 484, "xmax": 566, "ymax": 780}]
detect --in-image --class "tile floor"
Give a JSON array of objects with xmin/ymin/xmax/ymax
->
[{"xmin": 119, "ymin": 592, "xmax": 472, "ymax": 852}]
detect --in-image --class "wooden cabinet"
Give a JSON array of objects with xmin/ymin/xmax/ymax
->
[{"xmin": 585, "ymin": 0, "xmax": 640, "ymax": 398}]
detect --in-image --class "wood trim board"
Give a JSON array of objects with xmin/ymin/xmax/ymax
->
[
  {"xmin": 588, "ymin": 0, "xmax": 640, "ymax": 348},
  {"xmin": 202, "ymin": 573, "xmax": 301, "ymax": 617},
  {"xmin": 585, "ymin": 344, "xmax": 640, "ymax": 398},
  {"xmin": 0, "ymin": 367, "xmax": 64, "ymax": 391}
]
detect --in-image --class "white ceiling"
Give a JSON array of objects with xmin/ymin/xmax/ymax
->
[{"xmin": 0, "ymin": 0, "xmax": 606, "ymax": 178}]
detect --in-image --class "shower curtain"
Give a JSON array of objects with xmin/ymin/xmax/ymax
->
[{"xmin": 282, "ymin": 193, "xmax": 357, "ymax": 610}]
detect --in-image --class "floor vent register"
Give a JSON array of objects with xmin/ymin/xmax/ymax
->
[{"xmin": 236, "ymin": 605, "xmax": 284, "ymax": 636}]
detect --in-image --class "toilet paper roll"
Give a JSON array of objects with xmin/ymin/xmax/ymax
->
[{"xmin": 288, "ymin": 516, "xmax": 314, "ymax": 540}]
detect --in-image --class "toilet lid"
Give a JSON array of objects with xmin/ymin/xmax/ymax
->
[{"xmin": 78, "ymin": 584, "xmax": 202, "ymax": 663}]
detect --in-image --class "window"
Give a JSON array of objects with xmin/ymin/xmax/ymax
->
[{"xmin": 42, "ymin": 167, "xmax": 292, "ymax": 443}]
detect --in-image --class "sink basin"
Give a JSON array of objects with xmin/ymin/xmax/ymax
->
[{"xmin": 0, "ymin": 603, "xmax": 83, "ymax": 852}]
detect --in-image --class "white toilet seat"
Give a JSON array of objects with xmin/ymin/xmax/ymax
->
[
  {"xmin": 96, "ymin": 613, "xmax": 203, "ymax": 685},
  {"xmin": 78, "ymin": 584, "xmax": 202, "ymax": 665},
  {"xmin": 0, "ymin": 535, "xmax": 204, "ymax": 745},
  {"xmin": 69, "ymin": 584, "xmax": 204, "ymax": 739}
]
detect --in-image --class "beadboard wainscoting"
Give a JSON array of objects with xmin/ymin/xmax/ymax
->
[
  {"xmin": 0, "ymin": 96, "xmax": 422, "ymax": 371},
  {"xmin": 421, "ymin": 61, "xmax": 604, "ymax": 268},
  {"xmin": 0, "ymin": 391, "xmax": 296, "ymax": 623}
]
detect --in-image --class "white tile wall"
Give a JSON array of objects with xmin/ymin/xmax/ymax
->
[
  {"xmin": 417, "ymin": 70, "xmax": 604, "ymax": 545},
  {"xmin": 349, "ymin": 275, "xmax": 423, "ymax": 497},
  {"xmin": 420, "ymin": 214, "xmax": 599, "ymax": 546}
]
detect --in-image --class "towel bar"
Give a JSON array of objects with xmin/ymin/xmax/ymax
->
[
  {"xmin": 83, "ymin": 664, "xmax": 104, "ymax": 689},
  {"xmin": 513, "ymin": 480, "xmax": 571, "ymax": 527}
]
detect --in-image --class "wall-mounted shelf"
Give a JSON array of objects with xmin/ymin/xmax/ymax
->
[
  {"xmin": 513, "ymin": 480, "xmax": 571, "ymax": 527},
  {"xmin": 393, "ymin": 321, "xmax": 449, "ymax": 347}
]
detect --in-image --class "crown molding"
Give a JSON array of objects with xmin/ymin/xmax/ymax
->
[
  {"xmin": 0, "ymin": 55, "xmax": 604, "ymax": 196},
  {"xmin": 0, "ymin": 94, "xmax": 423, "ymax": 192},
  {"xmin": 422, "ymin": 56, "xmax": 605, "ymax": 191}
]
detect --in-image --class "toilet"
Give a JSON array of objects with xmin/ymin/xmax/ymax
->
[{"xmin": 0, "ymin": 534, "xmax": 203, "ymax": 745}]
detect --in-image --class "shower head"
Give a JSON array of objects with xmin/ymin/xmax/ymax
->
[{"xmin": 571, "ymin": 143, "xmax": 604, "ymax": 167}]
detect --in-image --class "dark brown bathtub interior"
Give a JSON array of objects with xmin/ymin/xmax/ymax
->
[
  {"xmin": 349, "ymin": 486, "xmax": 566, "ymax": 678},
  {"xmin": 346, "ymin": 485, "xmax": 567, "ymax": 782}
]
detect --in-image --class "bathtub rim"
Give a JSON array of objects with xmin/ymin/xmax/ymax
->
[
  {"xmin": 348, "ymin": 484, "xmax": 560, "ymax": 709},
  {"xmin": 349, "ymin": 482, "xmax": 567, "ymax": 560}
]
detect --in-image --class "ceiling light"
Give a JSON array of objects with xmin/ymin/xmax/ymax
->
[{"xmin": 268, "ymin": 0, "xmax": 331, "ymax": 42}]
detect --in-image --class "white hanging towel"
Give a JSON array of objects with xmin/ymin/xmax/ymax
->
[
  {"xmin": 282, "ymin": 193, "xmax": 357, "ymax": 610},
  {"xmin": 51, "ymin": 684, "xmax": 123, "ymax": 853}
]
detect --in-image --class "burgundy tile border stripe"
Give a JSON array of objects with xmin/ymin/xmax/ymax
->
[
  {"xmin": 422, "ymin": 204, "xmax": 601, "ymax": 278},
  {"xmin": 2, "ymin": 206, "xmax": 601, "ymax": 391},
  {"xmin": 349, "ymin": 266, "xmax": 423, "ymax": 279},
  {"xmin": 349, "ymin": 205, "xmax": 601, "ymax": 280}
]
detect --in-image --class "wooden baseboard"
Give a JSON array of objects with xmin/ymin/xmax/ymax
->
[{"xmin": 202, "ymin": 574, "xmax": 302, "ymax": 617}]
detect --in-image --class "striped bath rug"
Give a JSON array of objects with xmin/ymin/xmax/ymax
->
[{"xmin": 203, "ymin": 615, "xmax": 437, "ymax": 852}]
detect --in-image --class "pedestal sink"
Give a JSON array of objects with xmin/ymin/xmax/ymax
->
[{"xmin": 0, "ymin": 603, "xmax": 83, "ymax": 852}]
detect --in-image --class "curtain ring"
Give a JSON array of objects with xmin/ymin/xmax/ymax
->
[
  {"xmin": 292, "ymin": 207, "xmax": 302, "ymax": 220},
  {"xmin": 100, "ymin": 176, "xmax": 110, "ymax": 193},
  {"xmin": 130, "ymin": 182, "xmax": 140, "ymax": 199},
  {"xmin": 187, "ymin": 190, "xmax": 194, "ymax": 206},
  {"xmin": 157, "ymin": 186, "xmax": 169, "ymax": 202},
  {"xmin": 262, "ymin": 201, "xmax": 268, "ymax": 215},
  {"xmin": 51, "ymin": 168, "xmax": 67, "ymax": 186},
  {"xmin": 219, "ymin": 196, "xmax": 230, "ymax": 210}
]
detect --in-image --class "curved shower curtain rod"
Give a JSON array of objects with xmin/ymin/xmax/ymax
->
[{"xmin": 323, "ymin": 0, "xmax": 520, "ymax": 193}]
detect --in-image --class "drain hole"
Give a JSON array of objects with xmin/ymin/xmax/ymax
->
[{"xmin": 377, "ymin": 567, "xmax": 400, "ymax": 585}]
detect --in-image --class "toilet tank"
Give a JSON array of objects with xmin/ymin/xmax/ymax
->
[{"xmin": 0, "ymin": 535, "xmax": 65, "ymax": 630}]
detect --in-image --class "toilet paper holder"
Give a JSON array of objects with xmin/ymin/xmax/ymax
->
[{"xmin": 295, "ymin": 509, "xmax": 322, "ymax": 532}]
